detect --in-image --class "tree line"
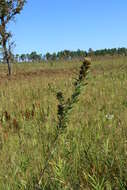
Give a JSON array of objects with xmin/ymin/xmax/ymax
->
[
  {"xmin": 1, "ymin": 47, "xmax": 127, "ymax": 64},
  {"xmin": 5, "ymin": 47, "xmax": 127, "ymax": 63}
]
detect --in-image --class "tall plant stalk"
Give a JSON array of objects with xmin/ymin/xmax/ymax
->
[{"xmin": 35, "ymin": 58, "xmax": 91, "ymax": 189}]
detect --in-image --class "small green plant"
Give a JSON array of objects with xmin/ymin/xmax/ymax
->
[{"xmin": 88, "ymin": 174, "xmax": 106, "ymax": 190}]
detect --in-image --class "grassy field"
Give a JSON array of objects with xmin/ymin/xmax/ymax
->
[{"xmin": 0, "ymin": 57, "xmax": 127, "ymax": 189}]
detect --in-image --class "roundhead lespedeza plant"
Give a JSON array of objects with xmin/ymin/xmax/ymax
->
[
  {"xmin": 35, "ymin": 58, "xmax": 91, "ymax": 189},
  {"xmin": 57, "ymin": 58, "xmax": 91, "ymax": 130}
]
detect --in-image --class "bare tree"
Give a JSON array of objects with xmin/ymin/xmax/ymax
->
[{"xmin": 0, "ymin": 0, "xmax": 26, "ymax": 75}]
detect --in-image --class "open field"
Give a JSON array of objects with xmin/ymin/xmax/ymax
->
[{"xmin": 0, "ymin": 57, "xmax": 127, "ymax": 189}]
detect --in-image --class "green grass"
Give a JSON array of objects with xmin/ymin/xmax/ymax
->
[{"xmin": 0, "ymin": 57, "xmax": 127, "ymax": 189}]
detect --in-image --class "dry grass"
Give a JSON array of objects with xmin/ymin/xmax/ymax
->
[{"xmin": 0, "ymin": 57, "xmax": 127, "ymax": 189}]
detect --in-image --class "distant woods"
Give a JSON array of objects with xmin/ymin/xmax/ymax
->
[{"xmin": 1, "ymin": 47, "xmax": 127, "ymax": 63}]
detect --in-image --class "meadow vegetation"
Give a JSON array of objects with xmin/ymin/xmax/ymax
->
[{"xmin": 0, "ymin": 56, "xmax": 127, "ymax": 189}]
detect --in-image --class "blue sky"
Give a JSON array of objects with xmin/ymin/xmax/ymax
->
[{"xmin": 9, "ymin": 0, "xmax": 127, "ymax": 54}]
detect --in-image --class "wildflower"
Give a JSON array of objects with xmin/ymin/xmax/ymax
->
[{"xmin": 106, "ymin": 114, "xmax": 114, "ymax": 120}]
